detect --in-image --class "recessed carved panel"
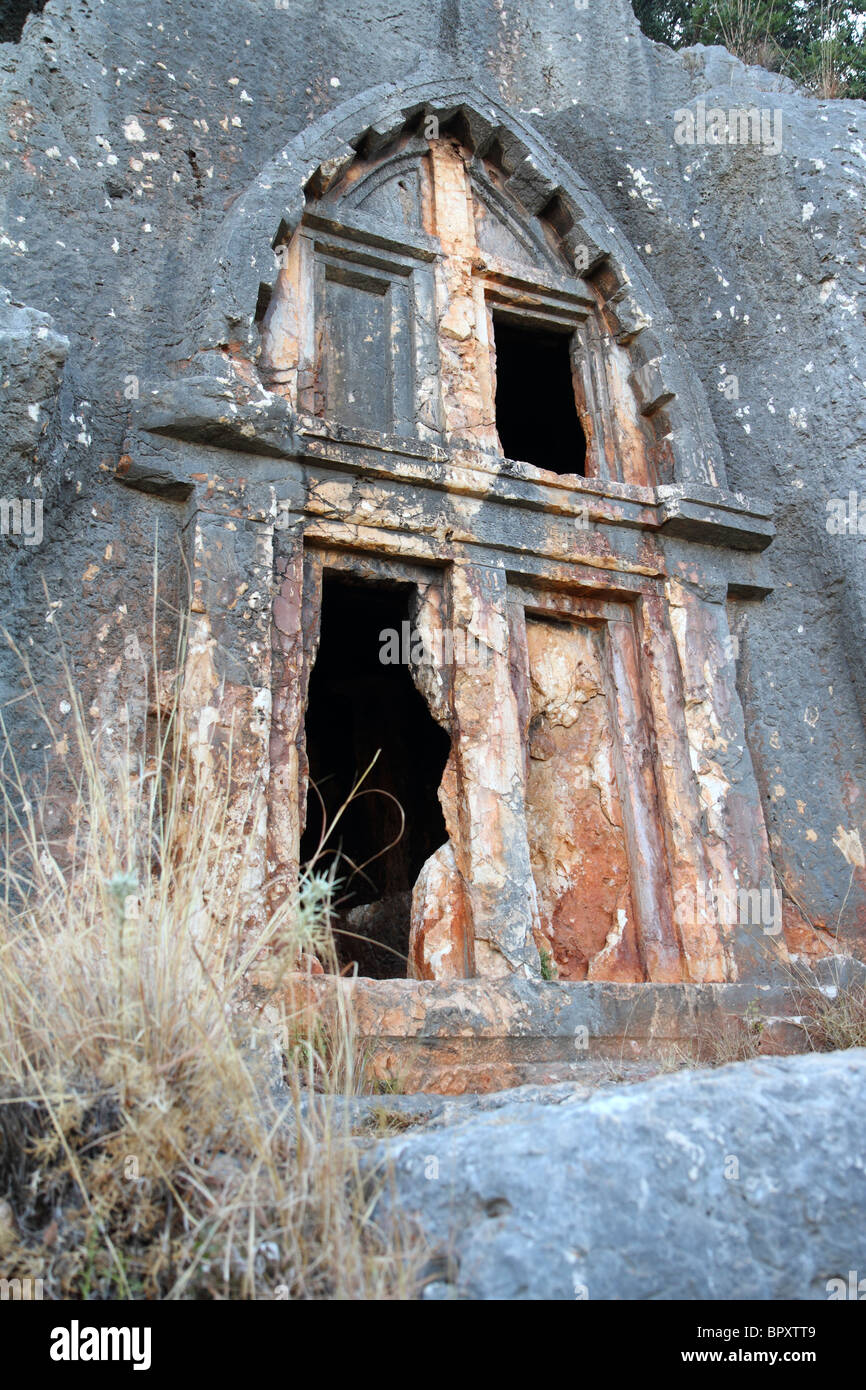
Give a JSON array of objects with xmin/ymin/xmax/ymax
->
[{"xmin": 525, "ymin": 617, "xmax": 643, "ymax": 981}]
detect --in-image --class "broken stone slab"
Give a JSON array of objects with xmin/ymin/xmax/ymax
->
[
  {"xmin": 134, "ymin": 363, "xmax": 295, "ymax": 454},
  {"xmin": 658, "ymin": 482, "xmax": 775, "ymax": 551},
  {"xmin": 115, "ymin": 436, "xmax": 195, "ymax": 500},
  {"xmin": 375, "ymin": 1049, "xmax": 866, "ymax": 1299},
  {"xmin": 628, "ymin": 357, "xmax": 676, "ymax": 416}
]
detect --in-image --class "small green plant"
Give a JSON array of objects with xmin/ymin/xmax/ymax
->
[
  {"xmin": 539, "ymin": 948, "xmax": 555, "ymax": 981},
  {"xmin": 745, "ymin": 998, "xmax": 766, "ymax": 1036},
  {"xmin": 374, "ymin": 1072, "xmax": 407, "ymax": 1096},
  {"xmin": 363, "ymin": 1105, "xmax": 418, "ymax": 1136}
]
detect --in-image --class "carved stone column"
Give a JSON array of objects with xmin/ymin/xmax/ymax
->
[
  {"xmin": 603, "ymin": 613, "xmax": 683, "ymax": 982},
  {"xmin": 664, "ymin": 579, "xmax": 781, "ymax": 980},
  {"xmin": 636, "ymin": 592, "xmax": 728, "ymax": 982},
  {"xmin": 179, "ymin": 498, "xmax": 273, "ymax": 944},
  {"xmin": 447, "ymin": 561, "xmax": 542, "ymax": 977},
  {"xmin": 267, "ymin": 525, "xmax": 307, "ymax": 914}
]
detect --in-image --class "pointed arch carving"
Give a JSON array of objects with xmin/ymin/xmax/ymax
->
[{"xmin": 183, "ymin": 73, "xmax": 727, "ymax": 489}]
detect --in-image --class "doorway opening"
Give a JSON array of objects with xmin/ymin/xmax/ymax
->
[
  {"xmin": 492, "ymin": 314, "xmax": 587, "ymax": 476},
  {"xmin": 299, "ymin": 574, "xmax": 451, "ymax": 978},
  {"xmin": 1, "ymin": 1, "xmax": 48, "ymax": 44}
]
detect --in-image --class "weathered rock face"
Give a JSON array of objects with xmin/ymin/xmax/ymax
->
[
  {"xmin": 409, "ymin": 842, "xmax": 470, "ymax": 981},
  {"xmin": 376, "ymin": 1050, "xmax": 866, "ymax": 1299},
  {"xmin": 0, "ymin": 286, "xmax": 67, "ymax": 596},
  {"xmin": 525, "ymin": 618, "xmax": 640, "ymax": 980},
  {"xmin": 0, "ymin": 1, "xmax": 864, "ymax": 1000}
]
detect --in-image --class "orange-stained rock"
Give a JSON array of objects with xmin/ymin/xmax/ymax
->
[
  {"xmin": 636, "ymin": 593, "xmax": 727, "ymax": 983},
  {"xmin": 278, "ymin": 974, "xmax": 817, "ymax": 1094},
  {"xmin": 428, "ymin": 140, "xmax": 500, "ymax": 450},
  {"xmin": 297, "ymin": 951, "xmax": 325, "ymax": 976},
  {"xmin": 446, "ymin": 563, "xmax": 543, "ymax": 978},
  {"xmin": 408, "ymin": 841, "xmax": 470, "ymax": 980},
  {"xmin": 524, "ymin": 617, "xmax": 643, "ymax": 981},
  {"xmin": 782, "ymin": 897, "xmax": 834, "ymax": 963}
]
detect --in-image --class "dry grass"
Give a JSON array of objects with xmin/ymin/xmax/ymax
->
[
  {"xmin": 664, "ymin": 967, "xmax": 866, "ymax": 1075},
  {"xmin": 814, "ymin": 3, "xmax": 846, "ymax": 98},
  {"xmin": 692, "ymin": 1015, "xmax": 766, "ymax": 1067},
  {"xmin": 711, "ymin": 0, "xmax": 786, "ymax": 72},
  {"xmin": 712, "ymin": 0, "xmax": 854, "ymax": 98},
  {"xmin": 0, "ymin": 629, "xmax": 423, "ymax": 1300},
  {"xmin": 788, "ymin": 963, "xmax": 866, "ymax": 1054},
  {"xmin": 637, "ymin": 1015, "xmax": 766, "ymax": 1078}
]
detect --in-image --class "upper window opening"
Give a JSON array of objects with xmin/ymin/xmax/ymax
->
[
  {"xmin": 492, "ymin": 315, "xmax": 587, "ymax": 477},
  {"xmin": 262, "ymin": 132, "xmax": 664, "ymax": 485}
]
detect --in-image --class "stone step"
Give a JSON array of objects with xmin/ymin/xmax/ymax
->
[{"xmin": 283, "ymin": 973, "xmax": 840, "ymax": 1094}]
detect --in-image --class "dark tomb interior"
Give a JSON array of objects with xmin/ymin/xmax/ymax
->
[
  {"xmin": 493, "ymin": 315, "xmax": 587, "ymax": 476},
  {"xmin": 299, "ymin": 575, "xmax": 451, "ymax": 978}
]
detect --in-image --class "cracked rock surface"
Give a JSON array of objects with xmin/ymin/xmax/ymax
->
[{"xmin": 374, "ymin": 1050, "xmax": 866, "ymax": 1299}]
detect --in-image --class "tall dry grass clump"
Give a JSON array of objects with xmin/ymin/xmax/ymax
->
[
  {"xmin": 711, "ymin": 0, "xmax": 786, "ymax": 71},
  {"xmin": 0, "ymin": 631, "xmax": 421, "ymax": 1300},
  {"xmin": 709, "ymin": 0, "xmax": 855, "ymax": 97},
  {"xmin": 788, "ymin": 960, "xmax": 866, "ymax": 1053}
]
